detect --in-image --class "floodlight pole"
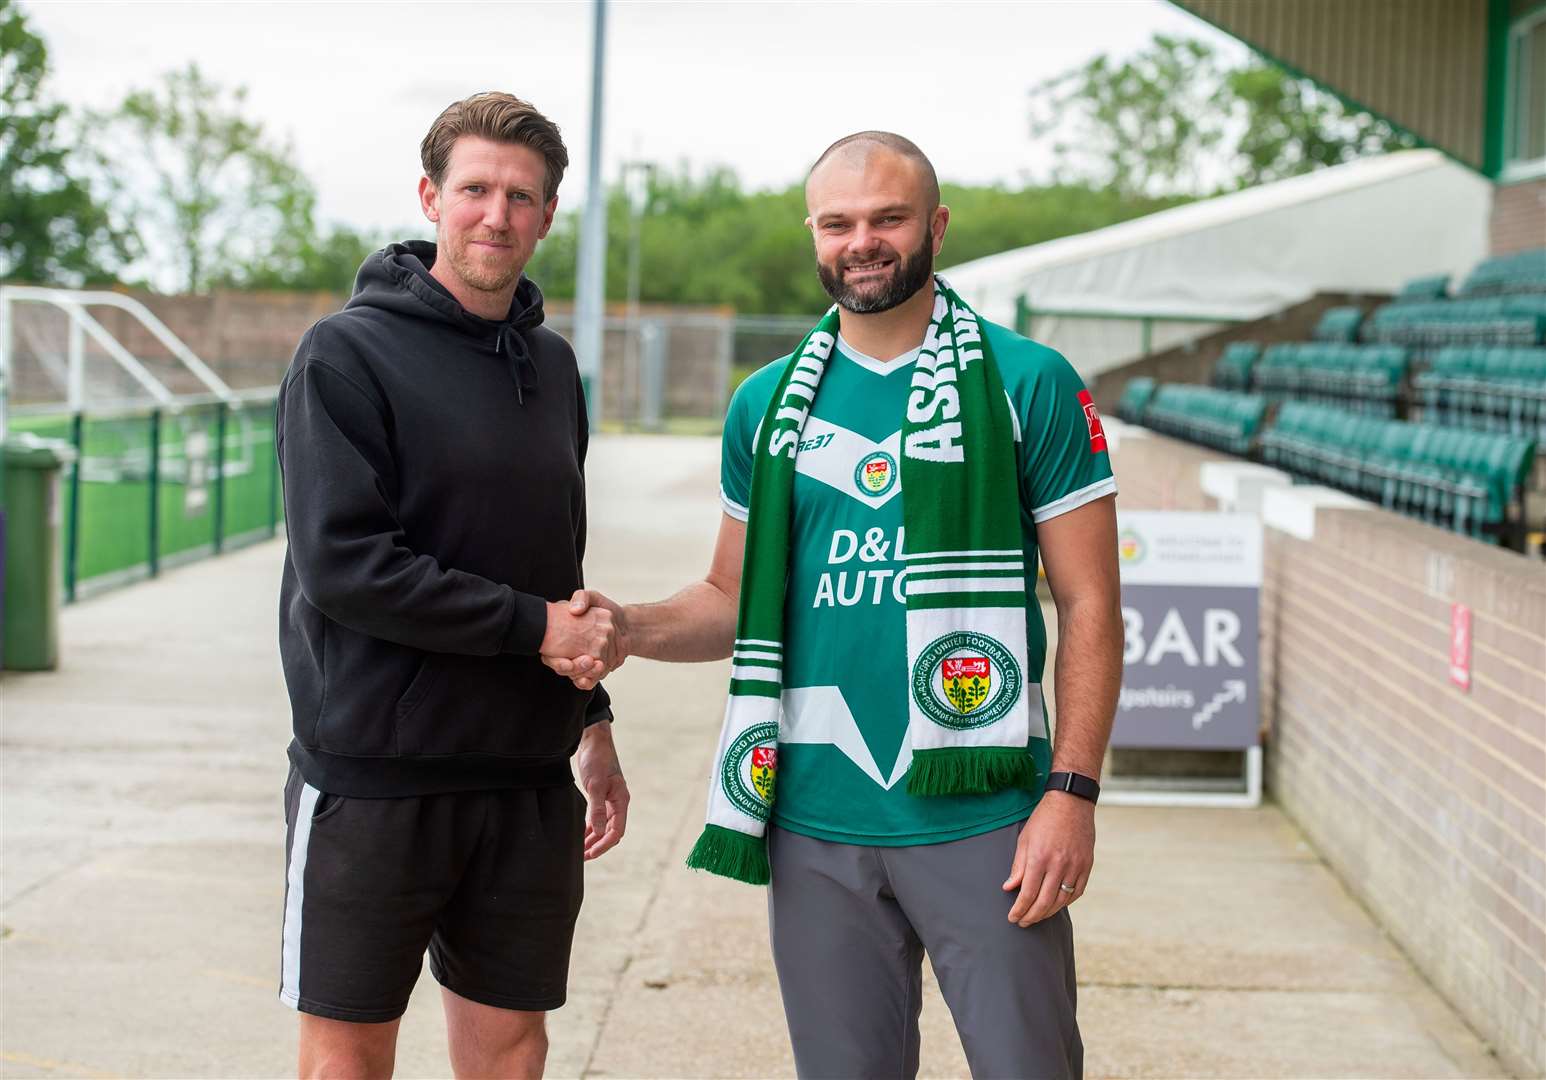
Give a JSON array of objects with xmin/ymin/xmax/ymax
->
[
  {"xmin": 573, "ymin": 0, "xmax": 608, "ymax": 429},
  {"xmin": 621, "ymin": 159, "xmax": 656, "ymax": 431}
]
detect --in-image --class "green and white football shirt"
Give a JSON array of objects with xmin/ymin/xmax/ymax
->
[{"xmin": 720, "ymin": 320, "xmax": 1116, "ymax": 846}]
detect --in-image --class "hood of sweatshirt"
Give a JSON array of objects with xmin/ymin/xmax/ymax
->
[{"xmin": 346, "ymin": 239, "xmax": 546, "ymax": 403}]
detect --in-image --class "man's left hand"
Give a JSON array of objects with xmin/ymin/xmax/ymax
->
[
  {"xmin": 576, "ymin": 720, "xmax": 630, "ymax": 860},
  {"xmin": 1003, "ymin": 789, "xmax": 1095, "ymax": 926}
]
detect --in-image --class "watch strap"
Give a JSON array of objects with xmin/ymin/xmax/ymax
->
[{"xmin": 1045, "ymin": 770, "xmax": 1100, "ymax": 805}]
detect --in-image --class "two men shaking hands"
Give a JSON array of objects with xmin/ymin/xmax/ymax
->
[{"xmin": 540, "ymin": 591, "xmax": 627, "ymax": 692}]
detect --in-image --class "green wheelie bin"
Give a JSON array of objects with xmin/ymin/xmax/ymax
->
[{"xmin": 2, "ymin": 434, "xmax": 76, "ymax": 671}]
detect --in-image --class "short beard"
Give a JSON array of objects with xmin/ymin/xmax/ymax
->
[
  {"xmin": 816, "ymin": 237, "xmax": 934, "ymax": 314},
  {"xmin": 445, "ymin": 235, "xmax": 522, "ymax": 295}
]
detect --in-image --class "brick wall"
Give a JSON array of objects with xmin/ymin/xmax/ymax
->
[
  {"xmin": 1490, "ymin": 178, "xmax": 1546, "ymax": 257},
  {"xmin": 1109, "ymin": 425, "xmax": 1546, "ymax": 1078},
  {"xmin": 1106, "ymin": 425, "xmax": 1230, "ymax": 511},
  {"xmin": 100, "ymin": 290, "xmax": 346, "ymax": 392},
  {"xmin": 1265, "ymin": 510, "xmax": 1545, "ymax": 1078},
  {"xmin": 14, "ymin": 287, "xmax": 733, "ymax": 421}
]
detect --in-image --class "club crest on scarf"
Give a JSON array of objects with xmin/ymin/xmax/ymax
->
[
  {"xmin": 941, "ymin": 656, "xmax": 992, "ymax": 713},
  {"xmin": 750, "ymin": 746, "xmax": 777, "ymax": 801},
  {"xmin": 720, "ymin": 722, "xmax": 780, "ymax": 819},
  {"xmin": 912, "ymin": 631, "xmax": 1023, "ymax": 731}
]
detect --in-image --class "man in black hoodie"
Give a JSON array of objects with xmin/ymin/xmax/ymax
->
[{"xmin": 275, "ymin": 92, "xmax": 628, "ymax": 1079}]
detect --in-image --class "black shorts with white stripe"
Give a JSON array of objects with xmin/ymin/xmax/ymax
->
[{"xmin": 278, "ymin": 762, "xmax": 585, "ymax": 1022}]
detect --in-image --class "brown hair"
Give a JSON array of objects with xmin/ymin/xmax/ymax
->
[{"xmin": 420, "ymin": 92, "xmax": 569, "ymax": 201}]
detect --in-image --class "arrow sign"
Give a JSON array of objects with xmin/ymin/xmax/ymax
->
[{"xmin": 1192, "ymin": 679, "xmax": 1248, "ymax": 730}]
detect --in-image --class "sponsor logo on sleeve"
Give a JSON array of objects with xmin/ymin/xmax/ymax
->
[{"xmin": 1078, "ymin": 389, "xmax": 1107, "ymax": 453}]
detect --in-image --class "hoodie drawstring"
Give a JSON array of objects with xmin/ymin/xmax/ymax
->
[{"xmin": 494, "ymin": 324, "xmax": 540, "ymax": 405}]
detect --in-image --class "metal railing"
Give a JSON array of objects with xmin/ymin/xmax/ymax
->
[
  {"xmin": 2, "ymin": 286, "xmax": 285, "ymax": 601},
  {"xmin": 1013, "ymin": 297, "xmax": 1248, "ymax": 377},
  {"xmin": 9, "ymin": 390, "xmax": 283, "ymax": 601}
]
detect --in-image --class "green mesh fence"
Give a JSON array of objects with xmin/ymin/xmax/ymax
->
[
  {"xmin": 10, "ymin": 398, "xmax": 283, "ymax": 599},
  {"xmin": 158, "ymin": 406, "xmax": 219, "ymax": 564},
  {"xmin": 223, "ymin": 401, "xmax": 283, "ymax": 541},
  {"xmin": 83, "ymin": 413, "xmax": 154, "ymax": 580}
]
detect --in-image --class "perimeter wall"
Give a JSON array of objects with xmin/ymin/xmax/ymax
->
[
  {"xmin": 10, "ymin": 287, "xmax": 733, "ymax": 424},
  {"xmin": 1107, "ymin": 424, "xmax": 1546, "ymax": 1078}
]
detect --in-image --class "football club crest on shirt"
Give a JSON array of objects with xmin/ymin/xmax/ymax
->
[
  {"xmin": 912, "ymin": 631, "xmax": 1023, "ymax": 731},
  {"xmin": 721, "ymin": 722, "xmax": 779, "ymax": 818},
  {"xmin": 853, "ymin": 450, "xmax": 898, "ymax": 497}
]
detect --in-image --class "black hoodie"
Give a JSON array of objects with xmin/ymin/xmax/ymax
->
[{"xmin": 277, "ymin": 240, "xmax": 609, "ymax": 798}]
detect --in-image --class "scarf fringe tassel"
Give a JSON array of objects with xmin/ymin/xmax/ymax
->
[
  {"xmin": 686, "ymin": 823, "xmax": 771, "ymax": 885},
  {"xmin": 905, "ymin": 747, "xmax": 1040, "ymax": 797}
]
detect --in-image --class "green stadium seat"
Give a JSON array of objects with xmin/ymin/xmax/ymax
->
[
  {"xmin": 1211, "ymin": 342, "xmax": 1260, "ymax": 391},
  {"xmin": 1254, "ymin": 343, "xmax": 1408, "ymax": 416},
  {"xmin": 1398, "ymin": 274, "xmax": 1450, "ymax": 301},
  {"xmin": 1312, "ymin": 307, "xmax": 1365, "ymax": 343},
  {"xmin": 1459, "ymin": 247, "xmax": 1546, "ymax": 298},
  {"xmin": 1256, "ymin": 402, "xmax": 1534, "ymax": 544},
  {"xmin": 1116, "ymin": 377, "xmax": 1157, "ymax": 423},
  {"xmin": 1140, "ymin": 384, "xmax": 1267, "ymax": 456},
  {"xmin": 1364, "ymin": 295, "xmax": 1546, "ymax": 352},
  {"xmin": 1414, "ymin": 346, "xmax": 1546, "ymax": 438}
]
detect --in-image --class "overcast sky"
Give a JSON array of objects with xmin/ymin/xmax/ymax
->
[{"xmin": 28, "ymin": 1, "xmax": 1241, "ymax": 235}]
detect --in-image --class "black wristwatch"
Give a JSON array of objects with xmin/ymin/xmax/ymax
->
[{"xmin": 1045, "ymin": 771, "xmax": 1100, "ymax": 805}]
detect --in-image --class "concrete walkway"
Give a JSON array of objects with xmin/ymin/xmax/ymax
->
[{"xmin": 1, "ymin": 435, "xmax": 1509, "ymax": 1078}]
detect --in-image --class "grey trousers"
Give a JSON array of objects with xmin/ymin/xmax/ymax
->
[{"xmin": 767, "ymin": 822, "xmax": 1082, "ymax": 1080}]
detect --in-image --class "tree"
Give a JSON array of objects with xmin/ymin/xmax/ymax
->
[
  {"xmin": 0, "ymin": 0, "xmax": 131, "ymax": 284},
  {"xmin": 1029, "ymin": 36, "xmax": 1224, "ymax": 200},
  {"xmin": 524, "ymin": 165, "xmax": 1186, "ymax": 317},
  {"xmin": 1028, "ymin": 34, "xmax": 1417, "ymax": 199},
  {"xmin": 1226, "ymin": 64, "xmax": 1417, "ymax": 186},
  {"xmin": 226, "ymin": 223, "xmax": 388, "ymax": 294},
  {"xmin": 86, "ymin": 63, "xmax": 323, "ymax": 293}
]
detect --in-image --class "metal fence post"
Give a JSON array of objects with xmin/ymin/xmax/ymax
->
[
  {"xmin": 67, "ymin": 317, "xmax": 85, "ymax": 414},
  {"xmin": 1141, "ymin": 317, "xmax": 1154, "ymax": 356},
  {"xmin": 0, "ymin": 289, "xmax": 12, "ymax": 444},
  {"xmin": 148, "ymin": 409, "xmax": 161, "ymax": 577},
  {"xmin": 213, "ymin": 403, "xmax": 227, "ymax": 554},
  {"xmin": 716, "ymin": 316, "xmax": 734, "ymax": 417},
  {"xmin": 639, "ymin": 320, "xmax": 666, "ymax": 432},
  {"xmin": 1015, "ymin": 295, "xmax": 1031, "ymax": 337},
  {"xmin": 64, "ymin": 412, "xmax": 83, "ymax": 603},
  {"xmin": 268, "ymin": 402, "xmax": 280, "ymax": 538}
]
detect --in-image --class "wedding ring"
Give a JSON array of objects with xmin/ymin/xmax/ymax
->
[{"xmin": 1059, "ymin": 882, "xmax": 1076, "ymax": 894}]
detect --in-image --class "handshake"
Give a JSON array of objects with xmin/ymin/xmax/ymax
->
[{"xmin": 540, "ymin": 589, "xmax": 629, "ymax": 691}]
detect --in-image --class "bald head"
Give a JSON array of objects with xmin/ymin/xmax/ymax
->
[{"xmin": 806, "ymin": 131, "xmax": 940, "ymax": 211}]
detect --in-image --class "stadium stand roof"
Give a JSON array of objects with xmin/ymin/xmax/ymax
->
[
  {"xmin": 947, "ymin": 150, "xmax": 1491, "ymax": 333},
  {"xmin": 1173, "ymin": 0, "xmax": 1495, "ymax": 173}
]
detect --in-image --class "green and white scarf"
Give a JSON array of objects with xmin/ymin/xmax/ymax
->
[{"xmin": 687, "ymin": 277, "xmax": 1038, "ymax": 885}]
